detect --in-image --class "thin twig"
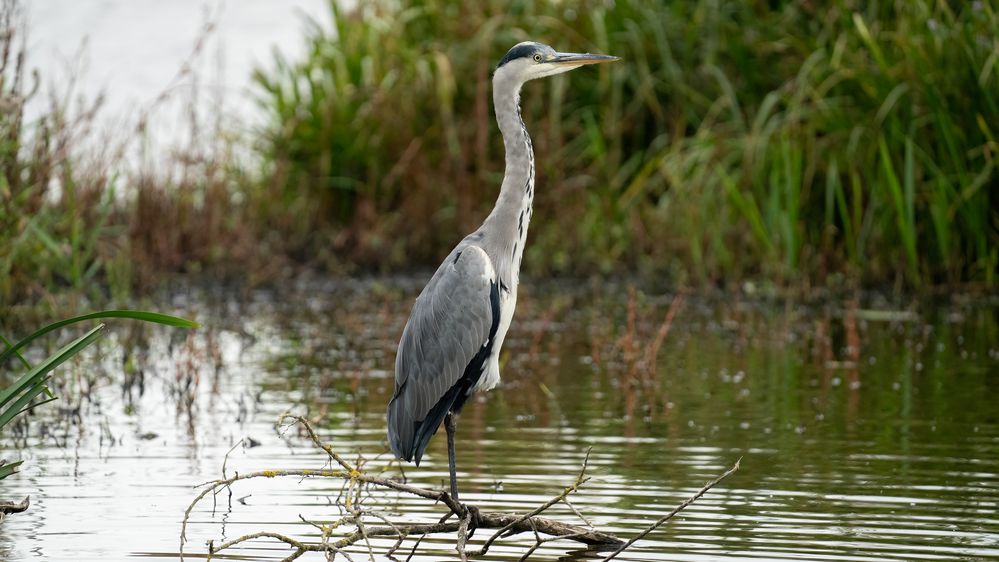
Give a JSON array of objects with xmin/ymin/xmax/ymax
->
[
  {"xmin": 354, "ymin": 516, "xmax": 376, "ymax": 562},
  {"xmin": 518, "ymin": 518, "xmax": 542, "ymax": 562},
  {"xmin": 221, "ymin": 438, "xmax": 243, "ymax": 479},
  {"xmin": 209, "ymin": 531, "xmax": 310, "ymax": 557},
  {"xmin": 599, "ymin": 457, "xmax": 741, "ymax": 562},
  {"xmin": 561, "ymin": 497, "xmax": 595, "ymax": 530},
  {"xmin": 466, "ymin": 448, "xmax": 593, "ymax": 557},
  {"xmin": 405, "ymin": 511, "xmax": 453, "ymax": 562},
  {"xmin": 517, "ymin": 528, "xmax": 589, "ymax": 562},
  {"xmin": 364, "ymin": 510, "xmax": 406, "ymax": 556},
  {"xmin": 182, "ymin": 468, "xmax": 346, "ymax": 554},
  {"xmin": 279, "ymin": 414, "xmax": 355, "ymax": 472}
]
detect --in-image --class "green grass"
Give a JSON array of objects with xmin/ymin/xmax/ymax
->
[
  {"xmin": 0, "ymin": 1, "xmax": 130, "ymax": 304},
  {"xmin": 253, "ymin": 0, "xmax": 997, "ymax": 287},
  {"xmin": 0, "ymin": 0, "xmax": 264, "ymax": 307},
  {"xmin": 2, "ymin": 0, "xmax": 996, "ymax": 306}
]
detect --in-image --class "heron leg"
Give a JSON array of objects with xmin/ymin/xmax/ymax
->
[{"xmin": 444, "ymin": 412, "xmax": 459, "ymax": 502}]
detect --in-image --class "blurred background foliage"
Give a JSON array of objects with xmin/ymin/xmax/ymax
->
[{"xmin": 2, "ymin": 0, "xmax": 997, "ymax": 307}]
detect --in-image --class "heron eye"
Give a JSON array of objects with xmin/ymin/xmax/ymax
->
[{"xmin": 533, "ymin": 54, "xmax": 542, "ymax": 63}]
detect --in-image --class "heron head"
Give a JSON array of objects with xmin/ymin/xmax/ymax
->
[{"xmin": 494, "ymin": 41, "xmax": 617, "ymax": 84}]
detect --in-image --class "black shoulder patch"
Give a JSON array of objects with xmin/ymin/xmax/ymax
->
[{"xmin": 497, "ymin": 43, "xmax": 537, "ymax": 68}]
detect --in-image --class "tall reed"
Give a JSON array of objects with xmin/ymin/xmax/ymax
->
[
  {"xmin": 254, "ymin": 0, "xmax": 997, "ymax": 287},
  {"xmin": 3, "ymin": 0, "xmax": 995, "ymax": 307}
]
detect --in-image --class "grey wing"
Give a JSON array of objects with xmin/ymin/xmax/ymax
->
[{"xmin": 387, "ymin": 245, "xmax": 499, "ymax": 464}]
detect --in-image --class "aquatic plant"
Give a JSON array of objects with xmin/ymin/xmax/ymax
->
[
  {"xmin": 1, "ymin": 1, "xmax": 105, "ymax": 302},
  {"xmin": 0, "ymin": 311, "xmax": 197, "ymax": 498}
]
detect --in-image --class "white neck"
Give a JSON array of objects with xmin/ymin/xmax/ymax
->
[{"xmin": 477, "ymin": 71, "xmax": 535, "ymax": 288}]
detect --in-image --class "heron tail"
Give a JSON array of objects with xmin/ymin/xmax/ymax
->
[{"xmin": 409, "ymin": 383, "xmax": 465, "ymax": 466}]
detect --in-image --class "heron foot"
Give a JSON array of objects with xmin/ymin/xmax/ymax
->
[{"xmin": 463, "ymin": 503, "xmax": 481, "ymax": 538}]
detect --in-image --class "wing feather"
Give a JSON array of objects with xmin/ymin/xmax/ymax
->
[{"xmin": 387, "ymin": 246, "xmax": 497, "ymax": 463}]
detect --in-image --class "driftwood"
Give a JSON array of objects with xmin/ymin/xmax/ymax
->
[
  {"xmin": 0, "ymin": 496, "xmax": 29, "ymax": 518},
  {"xmin": 180, "ymin": 415, "xmax": 739, "ymax": 561}
]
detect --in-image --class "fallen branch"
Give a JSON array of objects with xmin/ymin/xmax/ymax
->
[
  {"xmin": 465, "ymin": 448, "xmax": 595, "ymax": 557},
  {"xmin": 0, "ymin": 496, "xmax": 29, "ymax": 517},
  {"xmin": 180, "ymin": 416, "xmax": 738, "ymax": 561}
]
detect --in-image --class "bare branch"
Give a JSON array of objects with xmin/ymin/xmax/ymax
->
[
  {"xmin": 467, "ymin": 448, "xmax": 594, "ymax": 557},
  {"xmin": 182, "ymin": 416, "xmax": 738, "ymax": 562},
  {"xmin": 455, "ymin": 509, "xmax": 472, "ymax": 562},
  {"xmin": 515, "ymin": 522, "xmax": 590, "ymax": 562},
  {"xmin": 208, "ymin": 531, "xmax": 310, "ymax": 558},
  {"xmin": 221, "ymin": 438, "xmax": 243, "ymax": 479},
  {"xmin": 561, "ymin": 497, "xmax": 595, "ymax": 529},
  {"xmin": 599, "ymin": 457, "xmax": 741, "ymax": 562},
  {"xmin": 0, "ymin": 496, "xmax": 29, "ymax": 516},
  {"xmin": 279, "ymin": 414, "xmax": 356, "ymax": 472}
]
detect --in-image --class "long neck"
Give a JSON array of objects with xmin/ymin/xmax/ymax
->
[{"xmin": 480, "ymin": 74, "xmax": 534, "ymax": 287}]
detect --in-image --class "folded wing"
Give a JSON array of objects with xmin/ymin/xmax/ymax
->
[{"xmin": 387, "ymin": 245, "xmax": 499, "ymax": 465}]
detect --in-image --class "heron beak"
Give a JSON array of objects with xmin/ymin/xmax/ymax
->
[{"xmin": 549, "ymin": 52, "xmax": 619, "ymax": 66}]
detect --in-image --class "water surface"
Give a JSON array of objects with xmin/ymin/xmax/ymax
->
[
  {"xmin": 1, "ymin": 281, "xmax": 997, "ymax": 561},
  {"xmin": 25, "ymin": 0, "xmax": 329, "ymax": 147}
]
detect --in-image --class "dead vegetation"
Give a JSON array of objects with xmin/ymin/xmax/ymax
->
[{"xmin": 180, "ymin": 414, "xmax": 739, "ymax": 561}]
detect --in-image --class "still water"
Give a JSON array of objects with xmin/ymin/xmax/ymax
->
[
  {"xmin": 1, "ymin": 280, "xmax": 997, "ymax": 561},
  {"xmin": 25, "ymin": 0, "xmax": 329, "ymax": 149}
]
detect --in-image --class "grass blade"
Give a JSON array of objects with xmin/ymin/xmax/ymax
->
[
  {"xmin": 0, "ymin": 311, "xmax": 197, "ymax": 365},
  {"xmin": 0, "ymin": 379, "xmax": 52, "ymax": 428},
  {"xmin": 0, "ymin": 460, "xmax": 24, "ymax": 479},
  {"xmin": 879, "ymin": 136, "xmax": 918, "ymax": 280},
  {"xmin": 0, "ymin": 334, "xmax": 31, "ymax": 371},
  {"xmin": 0, "ymin": 324, "xmax": 106, "ymax": 414}
]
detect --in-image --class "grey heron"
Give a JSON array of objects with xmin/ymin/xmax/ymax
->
[{"xmin": 387, "ymin": 41, "xmax": 617, "ymax": 503}]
